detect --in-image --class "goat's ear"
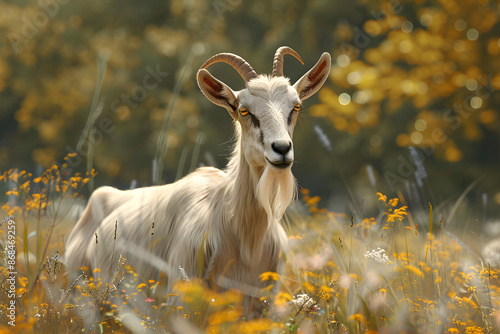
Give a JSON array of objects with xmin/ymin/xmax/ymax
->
[
  {"xmin": 293, "ymin": 52, "xmax": 331, "ymax": 101},
  {"xmin": 197, "ymin": 69, "xmax": 238, "ymax": 116}
]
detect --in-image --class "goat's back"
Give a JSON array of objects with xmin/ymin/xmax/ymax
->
[{"xmin": 64, "ymin": 167, "xmax": 226, "ymax": 282}]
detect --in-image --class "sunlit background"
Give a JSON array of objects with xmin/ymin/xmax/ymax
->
[{"xmin": 0, "ymin": 0, "xmax": 499, "ymax": 217}]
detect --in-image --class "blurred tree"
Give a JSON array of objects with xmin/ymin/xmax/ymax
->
[{"xmin": 312, "ymin": 0, "xmax": 500, "ymax": 199}]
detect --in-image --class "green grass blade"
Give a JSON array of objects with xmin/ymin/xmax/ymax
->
[
  {"xmin": 189, "ymin": 133, "xmax": 205, "ymax": 173},
  {"xmin": 154, "ymin": 46, "xmax": 195, "ymax": 185},
  {"xmin": 77, "ymin": 52, "xmax": 109, "ymax": 153},
  {"xmin": 198, "ymin": 231, "xmax": 209, "ymax": 279},
  {"xmin": 175, "ymin": 146, "xmax": 189, "ymax": 181}
]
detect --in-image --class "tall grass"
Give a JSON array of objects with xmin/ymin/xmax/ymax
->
[
  {"xmin": 0, "ymin": 162, "xmax": 498, "ymax": 333},
  {"xmin": 76, "ymin": 51, "xmax": 109, "ymax": 194}
]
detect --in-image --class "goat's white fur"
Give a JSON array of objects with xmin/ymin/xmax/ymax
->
[{"xmin": 64, "ymin": 48, "xmax": 331, "ymax": 306}]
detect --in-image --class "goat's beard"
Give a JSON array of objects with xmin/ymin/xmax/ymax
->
[{"xmin": 256, "ymin": 165, "xmax": 296, "ymax": 227}]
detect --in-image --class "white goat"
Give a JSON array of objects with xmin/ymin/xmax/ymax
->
[{"xmin": 64, "ymin": 46, "xmax": 331, "ymax": 306}]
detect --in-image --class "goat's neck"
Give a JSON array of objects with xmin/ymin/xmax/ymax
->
[
  {"xmin": 224, "ymin": 134, "xmax": 293, "ymax": 265},
  {"xmin": 226, "ymin": 140, "xmax": 267, "ymax": 235}
]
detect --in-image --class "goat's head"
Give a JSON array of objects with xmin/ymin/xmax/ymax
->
[{"xmin": 197, "ymin": 46, "xmax": 331, "ymax": 172}]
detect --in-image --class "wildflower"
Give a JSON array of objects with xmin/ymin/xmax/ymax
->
[
  {"xmin": 348, "ymin": 313, "xmax": 366, "ymax": 325},
  {"xmin": 208, "ymin": 307, "xmax": 240, "ymax": 326},
  {"xmin": 405, "ymin": 264, "xmax": 424, "ymax": 278},
  {"xmin": 178, "ymin": 266, "xmax": 189, "ymax": 281},
  {"xmin": 364, "ymin": 248, "xmax": 390, "ymax": 264},
  {"xmin": 259, "ymin": 271, "xmax": 279, "ymax": 281},
  {"xmin": 360, "ymin": 217, "xmax": 377, "ymax": 229},
  {"xmin": 306, "ymin": 196, "xmax": 321, "ymax": 206},
  {"xmin": 274, "ymin": 292, "xmax": 292, "ymax": 307},
  {"xmin": 239, "ymin": 318, "xmax": 283, "ymax": 332},
  {"xmin": 465, "ymin": 326, "xmax": 484, "ymax": 334},
  {"xmin": 388, "ymin": 198, "xmax": 399, "ymax": 207},
  {"xmin": 386, "ymin": 206, "xmax": 408, "ymax": 222},
  {"xmin": 376, "ymin": 192, "xmax": 387, "ymax": 202},
  {"xmin": 291, "ymin": 294, "xmax": 315, "ymax": 309},
  {"xmin": 302, "ymin": 282, "xmax": 315, "ymax": 293}
]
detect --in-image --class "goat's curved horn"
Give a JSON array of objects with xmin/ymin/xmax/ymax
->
[
  {"xmin": 201, "ymin": 53, "xmax": 258, "ymax": 82},
  {"xmin": 272, "ymin": 46, "xmax": 304, "ymax": 77}
]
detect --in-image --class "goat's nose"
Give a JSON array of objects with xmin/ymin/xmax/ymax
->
[{"xmin": 272, "ymin": 141, "xmax": 292, "ymax": 156}]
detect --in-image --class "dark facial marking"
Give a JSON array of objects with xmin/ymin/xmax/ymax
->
[
  {"xmin": 250, "ymin": 113, "xmax": 260, "ymax": 128},
  {"xmin": 287, "ymin": 110, "xmax": 296, "ymax": 126},
  {"xmin": 249, "ymin": 113, "xmax": 264, "ymax": 145}
]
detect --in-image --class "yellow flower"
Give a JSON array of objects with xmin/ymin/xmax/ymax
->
[
  {"xmin": 274, "ymin": 292, "xmax": 292, "ymax": 307},
  {"xmin": 66, "ymin": 152, "xmax": 78, "ymax": 158},
  {"xmin": 5, "ymin": 190, "xmax": 19, "ymax": 196},
  {"xmin": 361, "ymin": 217, "xmax": 377, "ymax": 229},
  {"xmin": 239, "ymin": 319, "xmax": 282, "ymax": 333},
  {"xmin": 20, "ymin": 181, "xmax": 30, "ymax": 191},
  {"xmin": 302, "ymin": 282, "xmax": 315, "ymax": 293},
  {"xmin": 70, "ymin": 176, "xmax": 82, "ymax": 183},
  {"xmin": 300, "ymin": 188, "xmax": 310, "ymax": 195},
  {"xmin": 348, "ymin": 313, "xmax": 366, "ymax": 324},
  {"xmin": 8, "ymin": 171, "xmax": 19, "ymax": 183},
  {"xmin": 404, "ymin": 264, "xmax": 423, "ymax": 278},
  {"xmin": 388, "ymin": 198, "xmax": 399, "ymax": 206},
  {"xmin": 306, "ymin": 196, "xmax": 321, "ymax": 206},
  {"xmin": 208, "ymin": 307, "xmax": 240, "ymax": 326},
  {"xmin": 387, "ymin": 206, "xmax": 408, "ymax": 222},
  {"xmin": 376, "ymin": 192, "xmax": 387, "ymax": 202},
  {"xmin": 259, "ymin": 272, "xmax": 279, "ymax": 281},
  {"xmin": 465, "ymin": 326, "xmax": 485, "ymax": 334}
]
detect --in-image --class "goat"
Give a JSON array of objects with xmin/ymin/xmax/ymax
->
[{"xmin": 64, "ymin": 46, "xmax": 331, "ymax": 309}]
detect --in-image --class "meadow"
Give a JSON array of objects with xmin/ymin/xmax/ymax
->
[
  {"xmin": 0, "ymin": 1, "xmax": 499, "ymax": 333},
  {"xmin": 0, "ymin": 160, "xmax": 498, "ymax": 333}
]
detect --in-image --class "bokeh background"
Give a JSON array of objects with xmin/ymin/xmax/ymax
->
[{"xmin": 0, "ymin": 0, "xmax": 499, "ymax": 217}]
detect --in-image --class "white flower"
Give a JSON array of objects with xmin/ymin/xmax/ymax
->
[
  {"xmin": 178, "ymin": 266, "xmax": 189, "ymax": 281},
  {"xmin": 291, "ymin": 294, "xmax": 315, "ymax": 309},
  {"xmin": 364, "ymin": 247, "xmax": 390, "ymax": 264}
]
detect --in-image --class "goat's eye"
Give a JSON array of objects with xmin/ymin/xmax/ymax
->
[
  {"xmin": 239, "ymin": 107, "xmax": 250, "ymax": 116},
  {"xmin": 293, "ymin": 103, "xmax": 301, "ymax": 112}
]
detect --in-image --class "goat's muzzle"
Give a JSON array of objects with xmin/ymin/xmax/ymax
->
[{"xmin": 266, "ymin": 141, "xmax": 293, "ymax": 169}]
